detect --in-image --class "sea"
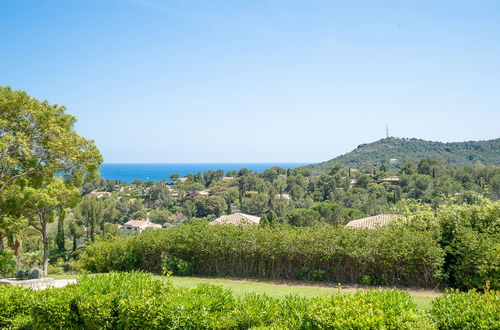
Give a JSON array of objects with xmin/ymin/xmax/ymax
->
[{"xmin": 99, "ymin": 163, "xmax": 309, "ymax": 183}]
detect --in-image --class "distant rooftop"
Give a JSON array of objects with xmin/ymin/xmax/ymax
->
[
  {"xmin": 209, "ymin": 213, "xmax": 261, "ymax": 226},
  {"xmin": 345, "ymin": 214, "xmax": 398, "ymax": 229}
]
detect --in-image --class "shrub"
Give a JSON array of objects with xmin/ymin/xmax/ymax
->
[
  {"xmin": 31, "ymin": 272, "xmax": 172, "ymax": 329},
  {"xmin": 31, "ymin": 287, "xmax": 78, "ymax": 329},
  {"xmin": 15, "ymin": 251, "xmax": 42, "ymax": 270},
  {"xmin": 117, "ymin": 283, "xmax": 235, "ymax": 329},
  {"xmin": 430, "ymin": 289, "xmax": 500, "ymax": 329},
  {"xmin": 81, "ymin": 237, "xmax": 140, "ymax": 273},
  {"xmin": 47, "ymin": 264, "xmax": 64, "ymax": 275},
  {"xmin": 81, "ymin": 223, "xmax": 445, "ymax": 287},
  {"xmin": 0, "ymin": 248, "xmax": 16, "ymax": 277},
  {"xmin": 302, "ymin": 289, "xmax": 434, "ymax": 329},
  {"xmin": 15, "ymin": 267, "xmax": 43, "ymax": 280},
  {"xmin": 161, "ymin": 252, "xmax": 195, "ymax": 276},
  {"xmin": 0, "ymin": 285, "xmax": 35, "ymax": 328}
]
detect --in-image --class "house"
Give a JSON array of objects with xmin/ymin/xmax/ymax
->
[
  {"xmin": 178, "ymin": 177, "xmax": 188, "ymax": 182},
  {"xmin": 222, "ymin": 176, "xmax": 234, "ymax": 181},
  {"xmin": 274, "ymin": 193, "xmax": 292, "ymax": 201},
  {"xmin": 373, "ymin": 176, "xmax": 400, "ymax": 184},
  {"xmin": 389, "ymin": 158, "xmax": 399, "ymax": 165},
  {"xmin": 87, "ymin": 191, "xmax": 111, "ymax": 198},
  {"xmin": 198, "ymin": 189, "xmax": 210, "ymax": 196},
  {"xmin": 120, "ymin": 220, "xmax": 162, "ymax": 233},
  {"xmin": 345, "ymin": 214, "xmax": 398, "ymax": 229},
  {"xmin": 209, "ymin": 213, "xmax": 261, "ymax": 226}
]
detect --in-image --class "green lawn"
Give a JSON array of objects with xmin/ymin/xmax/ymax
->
[{"xmin": 48, "ymin": 274, "xmax": 440, "ymax": 310}]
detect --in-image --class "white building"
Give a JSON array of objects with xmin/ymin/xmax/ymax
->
[{"xmin": 120, "ymin": 220, "xmax": 162, "ymax": 233}]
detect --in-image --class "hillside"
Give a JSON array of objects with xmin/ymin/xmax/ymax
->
[{"xmin": 307, "ymin": 137, "xmax": 500, "ymax": 172}]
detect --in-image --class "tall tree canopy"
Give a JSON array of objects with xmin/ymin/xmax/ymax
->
[
  {"xmin": 0, "ymin": 86, "xmax": 102, "ymax": 195},
  {"xmin": 0, "ymin": 86, "xmax": 102, "ymax": 251}
]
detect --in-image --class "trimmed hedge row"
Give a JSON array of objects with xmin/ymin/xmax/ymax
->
[
  {"xmin": 82, "ymin": 223, "xmax": 444, "ymax": 287},
  {"xmin": 1, "ymin": 272, "xmax": 498, "ymax": 329}
]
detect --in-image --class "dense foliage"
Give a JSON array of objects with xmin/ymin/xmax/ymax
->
[
  {"xmin": 82, "ymin": 201, "xmax": 499, "ymax": 290},
  {"xmin": 430, "ymin": 289, "xmax": 500, "ymax": 329},
  {"xmin": 307, "ymin": 137, "xmax": 500, "ymax": 172},
  {"xmin": 1, "ymin": 272, "xmax": 498, "ymax": 329}
]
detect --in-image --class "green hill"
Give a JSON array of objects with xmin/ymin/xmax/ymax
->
[{"xmin": 307, "ymin": 137, "xmax": 500, "ymax": 172}]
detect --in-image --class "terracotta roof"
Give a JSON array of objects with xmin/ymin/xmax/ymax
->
[
  {"xmin": 345, "ymin": 214, "xmax": 397, "ymax": 229},
  {"xmin": 209, "ymin": 213, "xmax": 260, "ymax": 226}
]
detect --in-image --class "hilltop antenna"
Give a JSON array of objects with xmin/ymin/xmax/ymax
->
[{"xmin": 386, "ymin": 125, "xmax": 389, "ymax": 138}]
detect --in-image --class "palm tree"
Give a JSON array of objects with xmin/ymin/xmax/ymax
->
[{"xmin": 5, "ymin": 224, "xmax": 39, "ymax": 256}]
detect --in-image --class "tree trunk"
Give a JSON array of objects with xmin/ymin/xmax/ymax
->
[
  {"xmin": 41, "ymin": 220, "xmax": 49, "ymax": 276},
  {"xmin": 0, "ymin": 217, "xmax": 4, "ymax": 250},
  {"xmin": 72, "ymin": 236, "xmax": 77, "ymax": 252},
  {"xmin": 8, "ymin": 240, "xmax": 21, "ymax": 256}
]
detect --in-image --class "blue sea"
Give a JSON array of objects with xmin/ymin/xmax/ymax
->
[{"xmin": 99, "ymin": 163, "xmax": 309, "ymax": 183}]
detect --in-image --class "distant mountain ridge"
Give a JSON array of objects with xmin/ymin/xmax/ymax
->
[{"xmin": 307, "ymin": 137, "xmax": 500, "ymax": 172}]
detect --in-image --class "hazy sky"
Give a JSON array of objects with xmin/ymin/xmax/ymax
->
[{"xmin": 1, "ymin": 0, "xmax": 499, "ymax": 163}]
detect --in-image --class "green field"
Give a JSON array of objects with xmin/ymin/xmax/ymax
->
[{"xmin": 49, "ymin": 274, "xmax": 439, "ymax": 310}]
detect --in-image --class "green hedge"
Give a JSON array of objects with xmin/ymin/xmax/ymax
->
[
  {"xmin": 430, "ymin": 289, "xmax": 500, "ymax": 329},
  {"xmin": 1, "ymin": 273, "xmax": 499, "ymax": 329},
  {"xmin": 82, "ymin": 224, "xmax": 444, "ymax": 287}
]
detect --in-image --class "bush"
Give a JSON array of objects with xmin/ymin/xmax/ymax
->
[
  {"xmin": 15, "ymin": 267, "xmax": 43, "ymax": 280},
  {"xmin": 32, "ymin": 272, "xmax": 171, "ymax": 329},
  {"xmin": 1, "ymin": 272, "xmax": 499, "ymax": 328},
  {"xmin": 31, "ymin": 287, "xmax": 78, "ymax": 329},
  {"xmin": 161, "ymin": 253, "xmax": 195, "ymax": 276},
  {"xmin": 81, "ymin": 223, "xmax": 444, "ymax": 287},
  {"xmin": 430, "ymin": 289, "xmax": 500, "ymax": 329},
  {"xmin": 0, "ymin": 285, "xmax": 35, "ymax": 328},
  {"xmin": 15, "ymin": 251, "xmax": 42, "ymax": 270},
  {"xmin": 47, "ymin": 264, "xmax": 64, "ymax": 275},
  {"xmin": 0, "ymin": 248, "xmax": 16, "ymax": 277},
  {"xmin": 302, "ymin": 290, "xmax": 434, "ymax": 329}
]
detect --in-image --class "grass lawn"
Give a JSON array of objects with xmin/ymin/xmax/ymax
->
[{"xmin": 48, "ymin": 274, "xmax": 440, "ymax": 310}]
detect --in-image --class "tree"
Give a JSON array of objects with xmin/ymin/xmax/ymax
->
[
  {"xmin": 182, "ymin": 200, "xmax": 196, "ymax": 219},
  {"xmin": 0, "ymin": 86, "xmax": 102, "ymax": 246},
  {"xmin": 20, "ymin": 178, "xmax": 80, "ymax": 274},
  {"xmin": 55, "ymin": 209, "xmax": 67, "ymax": 256},
  {"xmin": 194, "ymin": 196, "xmax": 226, "ymax": 217},
  {"xmin": 67, "ymin": 217, "xmax": 84, "ymax": 253},
  {"xmin": 241, "ymin": 193, "xmax": 268, "ymax": 215},
  {"xmin": 75, "ymin": 196, "xmax": 104, "ymax": 242},
  {"xmin": 285, "ymin": 208, "xmax": 321, "ymax": 227},
  {"xmin": 260, "ymin": 210, "xmax": 278, "ymax": 227}
]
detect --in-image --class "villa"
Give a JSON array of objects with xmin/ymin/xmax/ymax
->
[{"xmin": 120, "ymin": 220, "xmax": 162, "ymax": 233}]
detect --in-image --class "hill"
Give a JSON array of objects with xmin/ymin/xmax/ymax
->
[{"xmin": 307, "ymin": 137, "xmax": 500, "ymax": 172}]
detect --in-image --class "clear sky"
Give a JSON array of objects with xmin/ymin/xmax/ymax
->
[{"xmin": 1, "ymin": 0, "xmax": 499, "ymax": 163}]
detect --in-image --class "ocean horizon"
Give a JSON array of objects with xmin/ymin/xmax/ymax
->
[{"xmin": 99, "ymin": 163, "xmax": 310, "ymax": 183}]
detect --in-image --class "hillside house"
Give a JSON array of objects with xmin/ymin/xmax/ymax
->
[
  {"xmin": 372, "ymin": 176, "xmax": 400, "ymax": 184},
  {"xmin": 120, "ymin": 220, "xmax": 162, "ymax": 233},
  {"xmin": 274, "ymin": 193, "xmax": 292, "ymax": 201},
  {"xmin": 87, "ymin": 191, "xmax": 111, "ymax": 198}
]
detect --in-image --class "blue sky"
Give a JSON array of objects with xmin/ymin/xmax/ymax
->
[{"xmin": 1, "ymin": 0, "xmax": 499, "ymax": 163}]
